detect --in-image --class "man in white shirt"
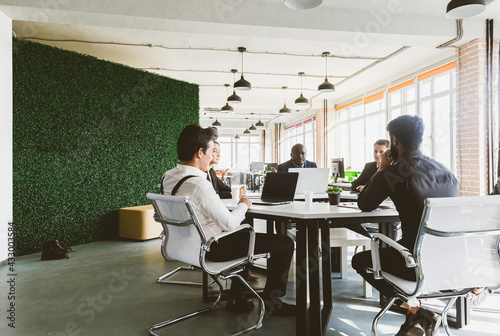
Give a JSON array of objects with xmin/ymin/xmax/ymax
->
[{"xmin": 161, "ymin": 124, "xmax": 295, "ymax": 316}]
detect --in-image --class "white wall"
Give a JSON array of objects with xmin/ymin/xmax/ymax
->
[{"xmin": 0, "ymin": 9, "xmax": 12, "ymax": 263}]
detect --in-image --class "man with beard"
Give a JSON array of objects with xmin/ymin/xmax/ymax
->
[{"xmin": 352, "ymin": 115, "xmax": 460, "ymax": 336}]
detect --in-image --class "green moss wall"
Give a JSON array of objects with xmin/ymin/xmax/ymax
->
[{"xmin": 12, "ymin": 38, "xmax": 199, "ymax": 255}]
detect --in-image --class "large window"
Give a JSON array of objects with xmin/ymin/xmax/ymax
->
[
  {"xmin": 418, "ymin": 70, "xmax": 455, "ymax": 170},
  {"xmin": 388, "ymin": 80, "xmax": 416, "ymax": 120},
  {"xmin": 329, "ymin": 95, "xmax": 386, "ymax": 171},
  {"xmin": 217, "ymin": 135, "xmax": 261, "ymax": 170},
  {"xmin": 328, "ymin": 62, "xmax": 456, "ymax": 172},
  {"xmin": 283, "ymin": 117, "xmax": 316, "ymax": 163}
]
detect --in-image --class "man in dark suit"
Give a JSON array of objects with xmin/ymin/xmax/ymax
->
[
  {"xmin": 277, "ymin": 143, "xmax": 317, "ymax": 172},
  {"xmin": 351, "ymin": 139, "xmax": 390, "ymax": 192}
]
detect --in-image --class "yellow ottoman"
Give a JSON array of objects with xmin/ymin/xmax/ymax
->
[{"xmin": 119, "ymin": 204, "xmax": 162, "ymax": 240}]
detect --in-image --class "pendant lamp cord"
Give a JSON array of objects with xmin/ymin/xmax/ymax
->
[
  {"xmin": 241, "ymin": 52, "xmax": 244, "ymax": 74},
  {"xmin": 325, "ymin": 54, "xmax": 328, "ymax": 80}
]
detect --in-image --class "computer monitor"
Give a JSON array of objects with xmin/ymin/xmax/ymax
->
[
  {"xmin": 250, "ymin": 161, "xmax": 265, "ymax": 172},
  {"xmin": 265, "ymin": 163, "xmax": 278, "ymax": 172},
  {"xmin": 331, "ymin": 158, "xmax": 345, "ymax": 182}
]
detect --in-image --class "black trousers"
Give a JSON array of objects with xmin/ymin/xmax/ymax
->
[
  {"xmin": 351, "ymin": 247, "xmax": 416, "ymax": 299},
  {"xmin": 207, "ymin": 230, "xmax": 294, "ymax": 300}
]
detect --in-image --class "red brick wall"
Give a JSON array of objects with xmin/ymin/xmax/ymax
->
[
  {"xmin": 271, "ymin": 124, "xmax": 282, "ymax": 164},
  {"xmin": 315, "ymin": 105, "xmax": 336, "ymax": 168},
  {"xmin": 456, "ymin": 39, "xmax": 499, "ymax": 195}
]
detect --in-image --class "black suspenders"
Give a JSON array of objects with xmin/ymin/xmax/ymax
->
[{"xmin": 160, "ymin": 174, "xmax": 197, "ymax": 195}]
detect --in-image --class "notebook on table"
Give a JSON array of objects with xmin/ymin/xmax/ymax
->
[
  {"xmin": 252, "ymin": 172, "xmax": 299, "ymax": 205},
  {"xmin": 289, "ymin": 167, "xmax": 330, "ymax": 199}
]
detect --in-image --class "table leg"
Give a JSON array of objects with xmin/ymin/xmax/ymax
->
[
  {"xmin": 451, "ymin": 296, "xmax": 470, "ymax": 328},
  {"xmin": 320, "ymin": 222, "xmax": 332, "ymax": 329},
  {"xmin": 308, "ymin": 221, "xmax": 322, "ymax": 335},
  {"xmin": 296, "ymin": 222, "xmax": 308, "ymax": 335},
  {"xmin": 266, "ymin": 219, "xmax": 274, "ymax": 235}
]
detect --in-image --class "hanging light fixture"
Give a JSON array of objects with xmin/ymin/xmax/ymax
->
[
  {"xmin": 221, "ymin": 84, "xmax": 233, "ymax": 112},
  {"xmin": 295, "ymin": 72, "xmax": 309, "ymax": 106},
  {"xmin": 212, "ymin": 118, "xmax": 221, "ymax": 127},
  {"xmin": 280, "ymin": 86, "xmax": 291, "ymax": 113},
  {"xmin": 318, "ymin": 52, "xmax": 335, "ymax": 93},
  {"xmin": 256, "ymin": 109, "xmax": 264, "ymax": 127},
  {"xmin": 243, "ymin": 118, "xmax": 251, "ymax": 134},
  {"xmin": 228, "ymin": 69, "xmax": 242, "ymax": 103},
  {"xmin": 446, "ymin": 0, "xmax": 486, "ymax": 19},
  {"xmin": 234, "ymin": 134, "xmax": 240, "ymax": 140},
  {"xmin": 284, "ymin": 0, "xmax": 322, "ymax": 10},
  {"xmin": 249, "ymin": 113, "xmax": 257, "ymax": 130},
  {"xmin": 234, "ymin": 47, "xmax": 251, "ymax": 90}
]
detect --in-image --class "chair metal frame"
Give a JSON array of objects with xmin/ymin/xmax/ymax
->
[
  {"xmin": 147, "ymin": 193, "xmax": 267, "ymax": 336},
  {"xmin": 369, "ymin": 195, "xmax": 500, "ymax": 336},
  {"xmin": 157, "ymin": 229, "xmax": 215, "ymax": 287}
]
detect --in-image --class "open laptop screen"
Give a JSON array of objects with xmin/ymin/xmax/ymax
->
[
  {"xmin": 260, "ymin": 172, "xmax": 299, "ymax": 201},
  {"xmin": 289, "ymin": 168, "xmax": 330, "ymax": 195}
]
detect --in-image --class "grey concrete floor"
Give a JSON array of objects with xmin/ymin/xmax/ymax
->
[{"xmin": 0, "ymin": 237, "xmax": 498, "ymax": 336}]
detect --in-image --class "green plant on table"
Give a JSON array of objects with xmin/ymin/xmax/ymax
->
[{"xmin": 326, "ymin": 186, "xmax": 342, "ymax": 194}]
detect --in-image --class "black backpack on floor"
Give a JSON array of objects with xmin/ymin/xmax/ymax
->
[{"xmin": 41, "ymin": 239, "xmax": 72, "ymax": 260}]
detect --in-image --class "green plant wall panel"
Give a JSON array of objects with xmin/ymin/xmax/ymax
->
[{"xmin": 12, "ymin": 38, "xmax": 199, "ymax": 256}]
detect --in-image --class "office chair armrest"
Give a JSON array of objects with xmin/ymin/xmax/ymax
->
[
  {"xmin": 206, "ymin": 224, "xmax": 257, "ymax": 263},
  {"xmin": 370, "ymin": 233, "xmax": 417, "ymax": 279}
]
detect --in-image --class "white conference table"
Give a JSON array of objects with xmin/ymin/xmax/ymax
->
[
  {"xmin": 223, "ymin": 199, "xmax": 399, "ymax": 336},
  {"xmin": 245, "ymin": 190, "xmax": 358, "ymax": 201}
]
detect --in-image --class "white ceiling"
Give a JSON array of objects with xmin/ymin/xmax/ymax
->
[{"xmin": 2, "ymin": 0, "xmax": 500, "ymax": 134}]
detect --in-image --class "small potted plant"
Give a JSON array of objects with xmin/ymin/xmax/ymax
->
[{"xmin": 326, "ymin": 186, "xmax": 342, "ymax": 205}]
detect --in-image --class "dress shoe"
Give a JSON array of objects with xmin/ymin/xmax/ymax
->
[
  {"xmin": 404, "ymin": 322, "xmax": 425, "ymax": 336},
  {"xmin": 265, "ymin": 298, "xmax": 296, "ymax": 317},
  {"xmin": 395, "ymin": 312, "xmax": 421, "ymax": 336},
  {"xmin": 418, "ymin": 307, "xmax": 441, "ymax": 336},
  {"xmin": 226, "ymin": 297, "xmax": 254, "ymax": 313}
]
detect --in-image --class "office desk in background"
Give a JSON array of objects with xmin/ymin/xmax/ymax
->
[{"xmin": 223, "ymin": 199, "xmax": 399, "ymax": 336}]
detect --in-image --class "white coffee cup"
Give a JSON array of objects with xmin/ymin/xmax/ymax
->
[
  {"xmin": 231, "ymin": 185, "xmax": 241, "ymax": 202},
  {"xmin": 304, "ymin": 191, "xmax": 313, "ymax": 207}
]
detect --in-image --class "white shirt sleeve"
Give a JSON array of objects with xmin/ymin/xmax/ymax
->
[{"xmin": 194, "ymin": 181, "xmax": 248, "ymax": 233}]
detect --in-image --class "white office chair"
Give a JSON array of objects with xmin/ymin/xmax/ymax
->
[
  {"xmin": 370, "ymin": 195, "xmax": 500, "ymax": 336},
  {"xmin": 147, "ymin": 193, "xmax": 267, "ymax": 336},
  {"xmin": 157, "ymin": 229, "xmax": 215, "ymax": 287}
]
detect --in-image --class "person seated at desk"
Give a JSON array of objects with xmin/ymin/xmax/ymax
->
[
  {"xmin": 351, "ymin": 115, "xmax": 460, "ymax": 336},
  {"xmin": 351, "ymin": 139, "xmax": 390, "ymax": 192},
  {"xmin": 277, "ymin": 143, "xmax": 317, "ymax": 172},
  {"xmin": 207, "ymin": 140, "xmax": 245, "ymax": 199},
  {"xmin": 161, "ymin": 124, "xmax": 295, "ymax": 316}
]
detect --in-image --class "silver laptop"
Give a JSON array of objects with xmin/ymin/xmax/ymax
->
[
  {"xmin": 253, "ymin": 172, "xmax": 299, "ymax": 205},
  {"xmin": 289, "ymin": 167, "xmax": 330, "ymax": 198}
]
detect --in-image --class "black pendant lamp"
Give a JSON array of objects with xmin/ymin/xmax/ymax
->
[
  {"xmin": 221, "ymin": 84, "xmax": 233, "ymax": 112},
  {"xmin": 446, "ymin": 0, "xmax": 486, "ymax": 19},
  {"xmin": 243, "ymin": 118, "xmax": 251, "ymax": 134},
  {"xmin": 256, "ymin": 110, "xmax": 264, "ymax": 127},
  {"xmin": 280, "ymin": 86, "xmax": 291, "ymax": 113},
  {"xmin": 212, "ymin": 118, "xmax": 221, "ymax": 127},
  {"xmin": 318, "ymin": 52, "xmax": 335, "ymax": 93},
  {"xmin": 234, "ymin": 134, "xmax": 240, "ymax": 140},
  {"xmin": 295, "ymin": 72, "xmax": 309, "ymax": 106},
  {"xmin": 228, "ymin": 69, "xmax": 242, "ymax": 103},
  {"xmin": 249, "ymin": 113, "xmax": 257, "ymax": 130},
  {"xmin": 234, "ymin": 47, "xmax": 251, "ymax": 91}
]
